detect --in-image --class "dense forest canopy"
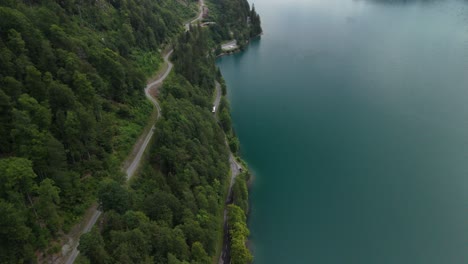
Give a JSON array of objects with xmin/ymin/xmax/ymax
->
[
  {"xmin": 205, "ymin": 0, "xmax": 262, "ymax": 48},
  {"xmin": 79, "ymin": 25, "xmax": 230, "ymax": 264},
  {"xmin": 0, "ymin": 0, "xmax": 260, "ymax": 262},
  {"xmin": 0, "ymin": 0, "xmax": 195, "ymax": 261}
]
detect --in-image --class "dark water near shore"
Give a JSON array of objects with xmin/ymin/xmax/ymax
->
[{"xmin": 216, "ymin": 0, "xmax": 468, "ymax": 263}]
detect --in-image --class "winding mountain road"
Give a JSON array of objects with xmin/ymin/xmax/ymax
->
[
  {"xmin": 63, "ymin": 49, "xmax": 174, "ymax": 264},
  {"xmin": 126, "ymin": 50, "xmax": 173, "ymax": 181},
  {"xmin": 63, "ymin": 2, "xmax": 206, "ymax": 263}
]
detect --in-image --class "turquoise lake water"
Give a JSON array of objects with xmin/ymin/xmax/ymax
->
[{"xmin": 216, "ymin": 0, "xmax": 468, "ymax": 263}]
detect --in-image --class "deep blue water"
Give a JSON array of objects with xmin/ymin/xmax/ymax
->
[{"xmin": 217, "ymin": 0, "xmax": 468, "ymax": 263}]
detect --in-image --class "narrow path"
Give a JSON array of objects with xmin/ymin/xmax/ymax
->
[{"xmin": 216, "ymin": 82, "xmax": 242, "ymax": 264}]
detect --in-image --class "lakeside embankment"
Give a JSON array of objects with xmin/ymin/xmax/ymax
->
[{"xmin": 215, "ymin": 33, "xmax": 262, "ymax": 264}]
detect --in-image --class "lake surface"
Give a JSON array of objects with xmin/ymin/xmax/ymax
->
[{"xmin": 216, "ymin": 0, "xmax": 468, "ymax": 263}]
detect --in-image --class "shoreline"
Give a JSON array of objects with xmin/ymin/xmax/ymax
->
[{"xmin": 216, "ymin": 31, "xmax": 262, "ymax": 264}]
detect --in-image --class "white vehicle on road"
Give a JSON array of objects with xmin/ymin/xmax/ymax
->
[{"xmin": 212, "ymin": 106, "xmax": 216, "ymax": 113}]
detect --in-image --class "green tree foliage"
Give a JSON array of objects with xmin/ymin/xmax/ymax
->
[
  {"xmin": 228, "ymin": 171, "xmax": 253, "ymax": 264},
  {"xmin": 0, "ymin": 0, "xmax": 195, "ymax": 260},
  {"xmin": 0, "ymin": 199, "xmax": 33, "ymax": 262},
  {"xmin": 191, "ymin": 241, "xmax": 211, "ymax": 263},
  {"xmin": 0, "ymin": 158, "xmax": 39, "ymax": 261},
  {"xmin": 173, "ymin": 26, "xmax": 216, "ymax": 96},
  {"xmin": 250, "ymin": 4, "xmax": 263, "ymax": 37},
  {"xmin": 220, "ymin": 108, "xmax": 232, "ymax": 133},
  {"xmin": 87, "ymin": 22, "xmax": 252, "ymax": 263},
  {"xmin": 98, "ymin": 179, "xmax": 130, "ymax": 214},
  {"xmin": 232, "ymin": 172, "xmax": 249, "ymax": 213},
  {"xmin": 36, "ymin": 179, "xmax": 62, "ymax": 234},
  {"xmin": 0, "ymin": 0, "xmax": 259, "ymax": 261},
  {"xmin": 206, "ymin": 0, "xmax": 262, "ymax": 46},
  {"xmin": 0, "ymin": 157, "xmax": 37, "ymax": 203},
  {"xmin": 79, "ymin": 228, "xmax": 110, "ymax": 264},
  {"xmin": 228, "ymin": 204, "xmax": 253, "ymax": 264}
]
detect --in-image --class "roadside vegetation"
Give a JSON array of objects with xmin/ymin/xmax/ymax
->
[
  {"xmin": 205, "ymin": 0, "xmax": 262, "ymax": 51},
  {"xmin": 80, "ymin": 25, "xmax": 230, "ymax": 263},
  {"xmin": 228, "ymin": 171, "xmax": 252, "ymax": 264},
  {"xmin": 0, "ymin": 0, "xmax": 260, "ymax": 262},
  {"xmin": 0, "ymin": 0, "xmax": 193, "ymax": 261}
]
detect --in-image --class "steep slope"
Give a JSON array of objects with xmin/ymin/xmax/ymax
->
[
  {"xmin": 0, "ymin": 0, "xmax": 196, "ymax": 261},
  {"xmin": 0, "ymin": 0, "xmax": 260, "ymax": 262}
]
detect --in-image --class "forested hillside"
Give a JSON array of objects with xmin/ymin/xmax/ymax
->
[
  {"xmin": 79, "ymin": 25, "xmax": 230, "ymax": 264},
  {"xmin": 0, "ymin": 0, "xmax": 196, "ymax": 261},
  {"xmin": 205, "ymin": 0, "xmax": 262, "ymax": 49},
  {"xmin": 0, "ymin": 0, "xmax": 260, "ymax": 262}
]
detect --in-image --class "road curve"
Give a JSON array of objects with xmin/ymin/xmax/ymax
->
[
  {"xmin": 126, "ymin": 50, "xmax": 174, "ymax": 180},
  {"xmin": 185, "ymin": 0, "xmax": 205, "ymax": 31},
  {"xmin": 63, "ymin": 51, "xmax": 174, "ymax": 264}
]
